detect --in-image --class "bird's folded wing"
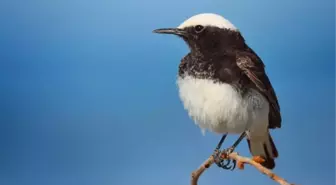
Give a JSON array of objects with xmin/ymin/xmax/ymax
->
[{"xmin": 236, "ymin": 52, "xmax": 281, "ymax": 129}]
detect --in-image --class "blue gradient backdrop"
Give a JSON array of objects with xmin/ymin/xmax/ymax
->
[{"xmin": 1, "ymin": 0, "xmax": 335, "ymax": 185}]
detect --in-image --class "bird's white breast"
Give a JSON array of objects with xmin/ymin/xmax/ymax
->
[{"xmin": 176, "ymin": 75, "xmax": 269, "ymax": 135}]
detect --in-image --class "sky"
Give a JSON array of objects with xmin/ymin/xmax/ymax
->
[{"xmin": 0, "ymin": 0, "xmax": 335, "ymax": 185}]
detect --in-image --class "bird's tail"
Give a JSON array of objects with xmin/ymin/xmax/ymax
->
[{"xmin": 246, "ymin": 132, "xmax": 278, "ymax": 169}]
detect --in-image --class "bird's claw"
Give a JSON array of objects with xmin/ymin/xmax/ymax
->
[
  {"xmin": 213, "ymin": 148, "xmax": 236, "ymax": 171},
  {"xmin": 222, "ymin": 146, "xmax": 235, "ymax": 155}
]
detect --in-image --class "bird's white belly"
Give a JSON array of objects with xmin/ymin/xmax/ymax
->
[{"xmin": 176, "ymin": 76, "xmax": 269, "ymax": 135}]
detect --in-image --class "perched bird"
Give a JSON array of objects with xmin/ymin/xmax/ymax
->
[{"xmin": 153, "ymin": 13, "xmax": 281, "ymax": 170}]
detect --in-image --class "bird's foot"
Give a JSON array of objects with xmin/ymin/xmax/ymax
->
[
  {"xmin": 223, "ymin": 146, "xmax": 235, "ymax": 156},
  {"xmin": 213, "ymin": 147, "xmax": 236, "ymax": 171},
  {"xmin": 212, "ymin": 149, "xmax": 222, "ymax": 165}
]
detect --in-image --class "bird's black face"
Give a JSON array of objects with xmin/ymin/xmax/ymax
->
[
  {"xmin": 153, "ymin": 25, "xmax": 210, "ymax": 51},
  {"xmin": 153, "ymin": 26, "xmax": 243, "ymax": 55}
]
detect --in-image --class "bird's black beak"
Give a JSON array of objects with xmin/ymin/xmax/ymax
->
[{"xmin": 153, "ymin": 28, "xmax": 187, "ymax": 37}]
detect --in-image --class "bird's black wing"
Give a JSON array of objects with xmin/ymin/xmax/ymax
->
[{"xmin": 236, "ymin": 50, "xmax": 281, "ymax": 129}]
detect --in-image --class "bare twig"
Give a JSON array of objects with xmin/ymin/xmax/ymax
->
[
  {"xmin": 191, "ymin": 152, "xmax": 294, "ymax": 185},
  {"xmin": 191, "ymin": 155, "xmax": 215, "ymax": 185}
]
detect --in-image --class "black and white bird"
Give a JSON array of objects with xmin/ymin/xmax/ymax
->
[{"xmin": 153, "ymin": 13, "xmax": 281, "ymax": 170}]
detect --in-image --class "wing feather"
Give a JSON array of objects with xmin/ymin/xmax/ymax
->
[{"xmin": 236, "ymin": 52, "xmax": 281, "ymax": 129}]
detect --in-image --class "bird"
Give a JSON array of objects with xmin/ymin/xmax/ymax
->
[{"xmin": 153, "ymin": 13, "xmax": 281, "ymax": 170}]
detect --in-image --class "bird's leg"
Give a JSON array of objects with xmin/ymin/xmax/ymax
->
[
  {"xmin": 213, "ymin": 134, "xmax": 227, "ymax": 167},
  {"xmin": 218, "ymin": 132, "xmax": 247, "ymax": 170},
  {"xmin": 213, "ymin": 134, "xmax": 239, "ymax": 170},
  {"xmin": 215, "ymin": 134, "xmax": 227, "ymax": 151},
  {"xmin": 225, "ymin": 132, "xmax": 247, "ymax": 154}
]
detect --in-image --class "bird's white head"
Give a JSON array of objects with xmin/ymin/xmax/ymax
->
[
  {"xmin": 153, "ymin": 13, "xmax": 242, "ymax": 53},
  {"xmin": 177, "ymin": 13, "xmax": 237, "ymax": 31}
]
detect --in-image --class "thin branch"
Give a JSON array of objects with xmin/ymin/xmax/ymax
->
[
  {"xmin": 191, "ymin": 155, "xmax": 215, "ymax": 185},
  {"xmin": 190, "ymin": 152, "xmax": 294, "ymax": 185}
]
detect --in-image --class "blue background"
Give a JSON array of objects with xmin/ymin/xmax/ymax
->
[{"xmin": 1, "ymin": 0, "xmax": 334, "ymax": 185}]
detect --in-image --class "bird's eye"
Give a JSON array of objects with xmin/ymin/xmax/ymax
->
[{"xmin": 194, "ymin": 25, "xmax": 204, "ymax": 33}]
